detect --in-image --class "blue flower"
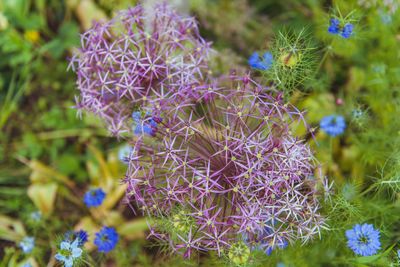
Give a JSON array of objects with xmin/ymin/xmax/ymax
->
[
  {"xmin": 83, "ymin": 188, "xmax": 106, "ymax": 207},
  {"xmin": 328, "ymin": 18, "xmax": 341, "ymax": 34},
  {"xmin": 30, "ymin": 211, "xmax": 41, "ymax": 222},
  {"xmin": 248, "ymin": 52, "xmax": 273, "ymax": 71},
  {"xmin": 341, "ymin": 23, "xmax": 354, "ymax": 39},
  {"xmin": 118, "ymin": 144, "xmax": 132, "ymax": 164},
  {"xmin": 55, "ymin": 239, "xmax": 82, "ymax": 267},
  {"xmin": 397, "ymin": 249, "xmax": 400, "ymax": 260},
  {"xmin": 320, "ymin": 115, "xmax": 346, "ymax": 136},
  {"xmin": 22, "ymin": 263, "xmax": 32, "ymax": 267},
  {"xmin": 19, "ymin": 236, "xmax": 35, "ymax": 254},
  {"xmin": 346, "ymin": 223, "xmax": 381, "ymax": 256},
  {"xmin": 132, "ymin": 111, "xmax": 159, "ymax": 136},
  {"xmin": 94, "ymin": 227, "xmax": 119, "ymax": 253},
  {"xmin": 64, "ymin": 230, "xmax": 88, "ymax": 247}
]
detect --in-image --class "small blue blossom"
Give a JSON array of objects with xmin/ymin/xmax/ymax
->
[
  {"xmin": 320, "ymin": 115, "xmax": 346, "ymax": 136},
  {"xmin": 118, "ymin": 144, "xmax": 132, "ymax": 164},
  {"xmin": 83, "ymin": 188, "xmax": 106, "ymax": 207},
  {"xmin": 341, "ymin": 23, "xmax": 354, "ymax": 39},
  {"xmin": 379, "ymin": 9, "xmax": 392, "ymax": 24},
  {"xmin": 346, "ymin": 223, "xmax": 381, "ymax": 256},
  {"xmin": 328, "ymin": 18, "xmax": 341, "ymax": 34},
  {"xmin": 65, "ymin": 230, "xmax": 88, "ymax": 247},
  {"xmin": 248, "ymin": 52, "xmax": 273, "ymax": 71},
  {"xmin": 132, "ymin": 111, "xmax": 159, "ymax": 136},
  {"xmin": 22, "ymin": 263, "xmax": 32, "ymax": 267},
  {"xmin": 30, "ymin": 211, "xmax": 41, "ymax": 222},
  {"xmin": 19, "ymin": 236, "xmax": 35, "ymax": 254},
  {"xmin": 55, "ymin": 239, "xmax": 83, "ymax": 267},
  {"xmin": 94, "ymin": 227, "xmax": 119, "ymax": 253},
  {"xmin": 397, "ymin": 249, "xmax": 400, "ymax": 260}
]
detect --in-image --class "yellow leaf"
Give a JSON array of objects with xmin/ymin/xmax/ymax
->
[
  {"xmin": 27, "ymin": 183, "xmax": 58, "ymax": 216},
  {"xmin": 117, "ymin": 218, "xmax": 150, "ymax": 240},
  {"xmin": 0, "ymin": 215, "xmax": 26, "ymax": 241}
]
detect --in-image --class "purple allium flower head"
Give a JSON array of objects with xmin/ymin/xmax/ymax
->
[
  {"xmin": 70, "ymin": 2, "xmax": 212, "ymax": 137},
  {"xmin": 125, "ymin": 74, "xmax": 324, "ymax": 256}
]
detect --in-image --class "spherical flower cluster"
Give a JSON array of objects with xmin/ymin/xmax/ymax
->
[
  {"xmin": 84, "ymin": 188, "xmax": 106, "ymax": 207},
  {"xmin": 125, "ymin": 75, "xmax": 324, "ymax": 257},
  {"xmin": 70, "ymin": 3, "xmax": 212, "ymax": 136},
  {"xmin": 320, "ymin": 115, "xmax": 346, "ymax": 137},
  {"xmin": 94, "ymin": 227, "xmax": 119, "ymax": 253},
  {"xmin": 346, "ymin": 223, "xmax": 381, "ymax": 256}
]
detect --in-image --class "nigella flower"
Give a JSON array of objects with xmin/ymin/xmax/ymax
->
[
  {"xmin": 248, "ymin": 52, "xmax": 273, "ymax": 71},
  {"xmin": 118, "ymin": 144, "xmax": 132, "ymax": 164},
  {"xmin": 19, "ymin": 236, "xmax": 35, "ymax": 253},
  {"xmin": 84, "ymin": 188, "xmax": 106, "ymax": 207},
  {"xmin": 94, "ymin": 227, "xmax": 119, "ymax": 253},
  {"xmin": 346, "ymin": 223, "xmax": 381, "ymax": 256},
  {"xmin": 328, "ymin": 18, "xmax": 340, "ymax": 34},
  {"xmin": 69, "ymin": 3, "xmax": 212, "ymax": 137},
  {"xmin": 55, "ymin": 239, "xmax": 83, "ymax": 267},
  {"xmin": 228, "ymin": 241, "xmax": 250, "ymax": 265},
  {"xmin": 125, "ymin": 75, "xmax": 324, "ymax": 256},
  {"xmin": 341, "ymin": 23, "xmax": 354, "ymax": 39},
  {"xmin": 320, "ymin": 115, "xmax": 346, "ymax": 136},
  {"xmin": 64, "ymin": 230, "xmax": 88, "ymax": 247}
]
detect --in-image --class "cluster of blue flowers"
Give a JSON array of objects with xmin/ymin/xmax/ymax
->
[
  {"xmin": 248, "ymin": 52, "xmax": 273, "ymax": 71},
  {"xmin": 55, "ymin": 227, "xmax": 119, "ymax": 266},
  {"xmin": 132, "ymin": 111, "xmax": 160, "ymax": 136},
  {"xmin": 83, "ymin": 188, "xmax": 106, "ymax": 207},
  {"xmin": 320, "ymin": 115, "xmax": 346, "ymax": 136},
  {"xmin": 328, "ymin": 18, "xmax": 354, "ymax": 39},
  {"xmin": 346, "ymin": 223, "xmax": 381, "ymax": 256}
]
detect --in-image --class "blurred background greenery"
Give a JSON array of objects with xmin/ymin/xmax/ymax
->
[{"xmin": 1, "ymin": 0, "xmax": 400, "ymax": 266}]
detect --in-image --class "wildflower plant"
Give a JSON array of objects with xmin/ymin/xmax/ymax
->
[
  {"xmin": 265, "ymin": 29, "xmax": 317, "ymax": 97},
  {"xmin": 69, "ymin": 3, "xmax": 212, "ymax": 137},
  {"xmin": 124, "ymin": 74, "xmax": 325, "ymax": 258}
]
